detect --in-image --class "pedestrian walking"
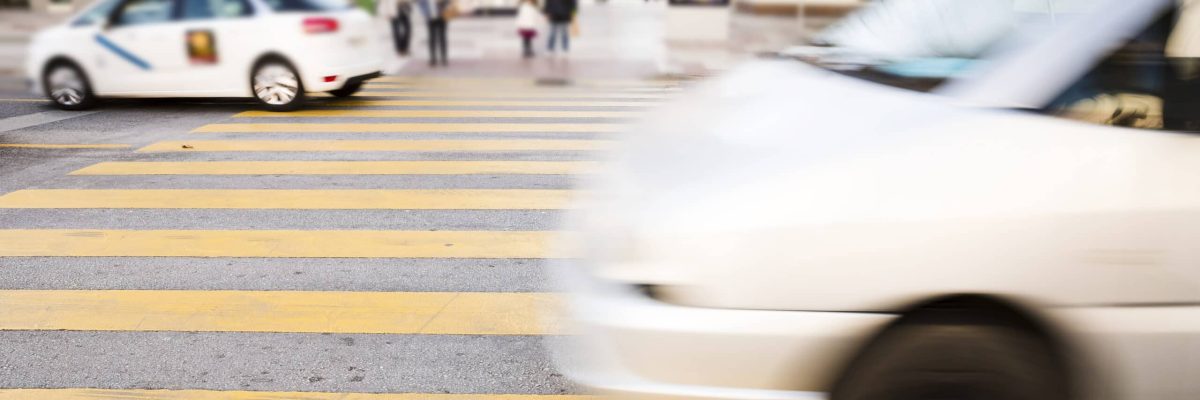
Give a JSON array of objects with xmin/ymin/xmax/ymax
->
[
  {"xmin": 542, "ymin": 0, "xmax": 575, "ymax": 54},
  {"xmin": 515, "ymin": 0, "xmax": 541, "ymax": 58},
  {"xmin": 417, "ymin": 0, "xmax": 451, "ymax": 66},
  {"xmin": 377, "ymin": 0, "xmax": 412, "ymax": 55}
]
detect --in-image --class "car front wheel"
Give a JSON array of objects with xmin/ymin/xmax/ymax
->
[
  {"xmin": 43, "ymin": 62, "xmax": 97, "ymax": 110},
  {"xmin": 831, "ymin": 319, "xmax": 1070, "ymax": 400},
  {"xmin": 251, "ymin": 60, "xmax": 305, "ymax": 111}
]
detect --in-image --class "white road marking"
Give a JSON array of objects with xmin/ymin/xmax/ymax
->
[{"xmin": 0, "ymin": 110, "xmax": 99, "ymax": 133}]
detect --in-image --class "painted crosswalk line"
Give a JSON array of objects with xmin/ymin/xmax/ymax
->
[
  {"xmin": 0, "ymin": 290, "xmax": 562, "ymax": 334},
  {"xmin": 370, "ymin": 76, "xmax": 680, "ymax": 88},
  {"xmin": 136, "ymin": 140, "xmax": 612, "ymax": 152},
  {"xmin": 0, "ymin": 144, "xmax": 130, "ymax": 149},
  {"xmin": 192, "ymin": 123, "xmax": 622, "ymax": 133},
  {"xmin": 360, "ymin": 83, "xmax": 678, "ymax": 93},
  {"xmin": 327, "ymin": 99, "xmax": 655, "ymax": 107},
  {"xmin": 234, "ymin": 110, "xmax": 639, "ymax": 118},
  {"xmin": 0, "ymin": 389, "xmax": 595, "ymax": 400},
  {"xmin": 338, "ymin": 91, "xmax": 668, "ymax": 99},
  {"xmin": 0, "ymin": 229, "xmax": 558, "ymax": 258},
  {"xmin": 0, "ymin": 189, "xmax": 574, "ymax": 209},
  {"xmin": 71, "ymin": 161, "xmax": 599, "ymax": 175}
]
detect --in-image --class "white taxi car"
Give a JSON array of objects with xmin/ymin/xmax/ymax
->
[
  {"xmin": 25, "ymin": 0, "xmax": 382, "ymax": 110},
  {"xmin": 555, "ymin": 0, "xmax": 1200, "ymax": 399}
]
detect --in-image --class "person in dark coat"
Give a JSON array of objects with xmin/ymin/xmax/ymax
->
[
  {"xmin": 378, "ymin": 0, "xmax": 413, "ymax": 55},
  {"xmin": 417, "ymin": 0, "xmax": 450, "ymax": 66},
  {"xmin": 542, "ymin": 0, "xmax": 575, "ymax": 54}
]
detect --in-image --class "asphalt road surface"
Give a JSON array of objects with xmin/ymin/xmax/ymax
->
[{"xmin": 0, "ymin": 72, "xmax": 679, "ymax": 399}]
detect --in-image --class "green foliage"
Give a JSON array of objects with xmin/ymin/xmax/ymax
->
[{"xmin": 356, "ymin": 0, "xmax": 376, "ymax": 14}]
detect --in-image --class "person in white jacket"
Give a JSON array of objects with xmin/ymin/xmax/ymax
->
[{"xmin": 515, "ymin": 0, "xmax": 542, "ymax": 58}]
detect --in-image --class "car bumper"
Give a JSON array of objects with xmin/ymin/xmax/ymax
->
[
  {"xmin": 551, "ymin": 263, "xmax": 896, "ymax": 400},
  {"xmin": 303, "ymin": 60, "xmax": 382, "ymax": 92}
]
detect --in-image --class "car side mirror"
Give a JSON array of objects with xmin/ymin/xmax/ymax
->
[{"xmin": 102, "ymin": 11, "xmax": 119, "ymax": 30}]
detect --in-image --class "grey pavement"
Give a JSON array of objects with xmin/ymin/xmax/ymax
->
[
  {"xmin": 0, "ymin": 331, "xmax": 575, "ymax": 394},
  {"xmin": 0, "ymin": 258, "xmax": 554, "ymax": 291}
]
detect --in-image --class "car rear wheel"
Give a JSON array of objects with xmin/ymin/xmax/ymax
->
[
  {"xmin": 327, "ymin": 82, "xmax": 362, "ymax": 98},
  {"xmin": 251, "ymin": 60, "xmax": 305, "ymax": 111},
  {"xmin": 831, "ymin": 320, "xmax": 1070, "ymax": 400},
  {"xmin": 43, "ymin": 62, "xmax": 97, "ymax": 111}
]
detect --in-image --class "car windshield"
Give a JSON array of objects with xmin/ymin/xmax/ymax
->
[
  {"xmin": 795, "ymin": 0, "xmax": 1200, "ymax": 132},
  {"xmin": 783, "ymin": 0, "xmax": 1102, "ymax": 92},
  {"xmin": 261, "ymin": 0, "xmax": 351, "ymax": 11},
  {"xmin": 72, "ymin": 0, "xmax": 121, "ymax": 26}
]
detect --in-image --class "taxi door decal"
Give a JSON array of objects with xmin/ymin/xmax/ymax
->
[
  {"xmin": 187, "ymin": 30, "xmax": 218, "ymax": 65},
  {"xmin": 94, "ymin": 34, "xmax": 152, "ymax": 70}
]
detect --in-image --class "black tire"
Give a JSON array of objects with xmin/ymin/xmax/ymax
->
[
  {"xmin": 250, "ymin": 58, "xmax": 305, "ymax": 112},
  {"xmin": 831, "ymin": 319, "xmax": 1070, "ymax": 400},
  {"xmin": 42, "ymin": 61, "xmax": 98, "ymax": 111},
  {"xmin": 327, "ymin": 81, "xmax": 362, "ymax": 98}
]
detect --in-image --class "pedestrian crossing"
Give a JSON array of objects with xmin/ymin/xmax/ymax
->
[
  {"xmin": 0, "ymin": 389, "xmax": 593, "ymax": 399},
  {"xmin": 327, "ymin": 99, "xmax": 652, "ymax": 107},
  {"xmin": 70, "ymin": 161, "xmax": 599, "ymax": 175},
  {"xmin": 0, "ymin": 290, "xmax": 561, "ymax": 334},
  {"xmin": 327, "ymin": 91, "xmax": 669, "ymax": 99},
  {"xmin": 0, "ymin": 229, "xmax": 556, "ymax": 257},
  {"xmin": 137, "ymin": 139, "xmax": 611, "ymax": 152},
  {"xmin": 361, "ymin": 83, "xmax": 676, "ymax": 93},
  {"xmin": 191, "ymin": 123, "xmax": 623, "ymax": 133},
  {"xmin": 0, "ymin": 75, "xmax": 676, "ymax": 397},
  {"xmin": 233, "ymin": 110, "xmax": 639, "ymax": 118},
  {"xmin": 0, "ymin": 189, "xmax": 574, "ymax": 209},
  {"xmin": 0, "ymin": 143, "xmax": 132, "ymax": 149},
  {"xmin": 368, "ymin": 76, "xmax": 679, "ymax": 89}
]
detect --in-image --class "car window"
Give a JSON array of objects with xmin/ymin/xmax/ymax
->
[
  {"xmin": 114, "ymin": 0, "xmax": 176, "ymax": 25},
  {"xmin": 783, "ymin": 0, "xmax": 1103, "ymax": 93},
  {"xmin": 1042, "ymin": 6, "xmax": 1200, "ymax": 131},
  {"xmin": 72, "ymin": 0, "xmax": 121, "ymax": 26},
  {"xmin": 261, "ymin": 0, "xmax": 350, "ymax": 11},
  {"xmin": 181, "ymin": 0, "xmax": 251, "ymax": 19}
]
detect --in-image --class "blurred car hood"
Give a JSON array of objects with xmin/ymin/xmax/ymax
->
[{"xmin": 579, "ymin": 60, "xmax": 1200, "ymax": 300}]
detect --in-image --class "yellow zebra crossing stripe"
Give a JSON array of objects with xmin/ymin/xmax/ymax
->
[
  {"xmin": 327, "ymin": 99, "xmax": 654, "ymax": 107},
  {"xmin": 0, "ymin": 290, "xmax": 562, "ymax": 335},
  {"xmin": 0, "ymin": 189, "xmax": 573, "ymax": 209},
  {"xmin": 0, "ymin": 144, "xmax": 130, "ymax": 149},
  {"xmin": 0, "ymin": 389, "xmax": 595, "ymax": 400},
  {"xmin": 71, "ymin": 161, "xmax": 599, "ymax": 175},
  {"xmin": 137, "ymin": 140, "xmax": 611, "ymax": 152},
  {"xmin": 369, "ymin": 76, "xmax": 679, "ymax": 87},
  {"xmin": 361, "ymin": 82, "xmax": 677, "ymax": 92},
  {"xmin": 339, "ymin": 91, "xmax": 667, "ymax": 99},
  {"xmin": 234, "ymin": 110, "xmax": 638, "ymax": 118},
  {"xmin": 192, "ymin": 123, "xmax": 622, "ymax": 133},
  {"xmin": 0, "ymin": 229, "xmax": 557, "ymax": 258}
]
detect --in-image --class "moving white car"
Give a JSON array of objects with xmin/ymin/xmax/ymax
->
[
  {"xmin": 554, "ymin": 0, "xmax": 1200, "ymax": 399},
  {"xmin": 25, "ymin": 0, "xmax": 382, "ymax": 110}
]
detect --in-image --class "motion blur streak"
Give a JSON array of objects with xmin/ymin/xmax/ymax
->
[{"xmin": 553, "ymin": 0, "xmax": 1200, "ymax": 399}]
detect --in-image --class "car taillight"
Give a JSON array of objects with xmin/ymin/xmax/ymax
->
[{"xmin": 303, "ymin": 17, "xmax": 339, "ymax": 34}]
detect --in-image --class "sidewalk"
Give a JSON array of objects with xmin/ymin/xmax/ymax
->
[
  {"xmin": 398, "ymin": 0, "xmax": 812, "ymax": 77},
  {"xmin": 0, "ymin": 11, "xmax": 69, "ymax": 91},
  {"xmin": 0, "ymin": 0, "xmax": 815, "ymax": 90}
]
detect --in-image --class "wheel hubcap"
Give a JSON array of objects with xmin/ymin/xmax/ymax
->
[
  {"xmin": 253, "ymin": 64, "xmax": 299, "ymax": 105},
  {"xmin": 48, "ymin": 67, "xmax": 85, "ymax": 106}
]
